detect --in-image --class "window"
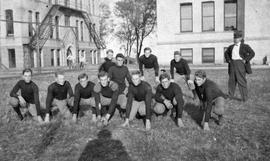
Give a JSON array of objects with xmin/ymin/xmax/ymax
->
[
  {"xmin": 8, "ymin": 49, "xmax": 16, "ymax": 68},
  {"xmin": 35, "ymin": 12, "xmax": 40, "ymax": 25},
  {"xmin": 5, "ymin": 9, "xmax": 14, "ymax": 36},
  {"xmin": 49, "ymin": 15, "xmax": 53, "ymax": 38},
  {"xmin": 48, "ymin": 0, "xmax": 52, "ymax": 4},
  {"xmin": 64, "ymin": 15, "xmax": 70, "ymax": 26},
  {"xmin": 55, "ymin": 0, "xmax": 58, "ymax": 4},
  {"xmin": 202, "ymin": 48, "xmax": 215, "ymax": 63},
  {"xmin": 51, "ymin": 49, "xmax": 54, "ymax": 66},
  {"xmin": 55, "ymin": 16, "xmax": 59, "ymax": 39},
  {"xmin": 202, "ymin": 1, "xmax": 215, "ymax": 31},
  {"xmin": 64, "ymin": 0, "xmax": 70, "ymax": 7},
  {"xmin": 76, "ymin": 20, "xmax": 79, "ymax": 39},
  {"xmin": 28, "ymin": 10, "xmax": 33, "ymax": 36},
  {"xmin": 57, "ymin": 49, "xmax": 60, "ymax": 66},
  {"xmin": 75, "ymin": 0, "xmax": 78, "ymax": 8},
  {"xmin": 81, "ymin": 21, "xmax": 84, "ymax": 41},
  {"xmin": 224, "ymin": 0, "xmax": 237, "ymax": 31},
  {"xmin": 180, "ymin": 3, "xmax": 192, "ymax": 32},
  {"xmin": 92, "ymin": 0, "xmax": 95, "ymax": 15},
  {"xmin": 180, "ymin": 49, "xmax": 193, "ymax": 64},
  {"xmin": 80, "ymin": 0, "xmax": 82, "ymax": 10}
]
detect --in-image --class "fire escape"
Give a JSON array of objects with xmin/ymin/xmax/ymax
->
[{"xmin": 28, "ymin": 4, "xmax": 105, "ymax": 51}]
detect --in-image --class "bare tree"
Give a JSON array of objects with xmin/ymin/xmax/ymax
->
[
  {"xmin": 115, "ymin": 0, "xmax": 156, "ymax": 62},
  {"xmin": 99, "ymin": 3, "xmax": 115, "ymax": 43}
]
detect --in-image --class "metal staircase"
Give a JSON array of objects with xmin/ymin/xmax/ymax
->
[
  {"xmin": 28, "ymin": 4, "xmax": 105, "ymax": 50},
  {"xmin": 28, "ymin": 5, "xmax": 60, "ymax": 49},
  {"xmin": 81, "ymin": 12, "xmax": 106, "ymax": 49}
]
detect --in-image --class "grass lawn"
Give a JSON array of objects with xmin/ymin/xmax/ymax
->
[{"xmin": 0, "ymin": 68, "xmax": 269, "ymax": 161}]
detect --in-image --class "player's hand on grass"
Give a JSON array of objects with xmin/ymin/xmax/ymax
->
[{"xmin": 122, "ymin": 119, "xmax": 130, "ymax": 127}]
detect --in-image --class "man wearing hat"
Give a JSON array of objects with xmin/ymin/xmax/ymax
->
[
  {"xmin": 170, "ymin": 51, "xmax": 193, "ymax": 98},
  {"xmin": 224, "ymin": 31, "xmax": 255, "ymax": 102}
]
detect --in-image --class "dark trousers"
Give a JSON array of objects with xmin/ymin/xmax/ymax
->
[{"xmin": 228, "ymin": 60, "xmax": 248, "ymax": 101}]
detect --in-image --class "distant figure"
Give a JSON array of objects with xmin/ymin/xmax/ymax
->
[
  {"xmin": 189, "ymin": 70, "xmax": 227, "ymax": 131},
  {"xmin": 79, "ymin": 51, "xmax": 86, "ymax": 69},
  {"xmin": 44, "ymin": 70, "xmax": 74, "ymax": 123},
  {"xmin": 139, "ymin": 47, "xmax": 160, "ymax": 86},
  {"xmin": 170, "ymin": 51, "xmax": 193, "ymax": 98},
  {"xmin": 9, "ymin": 68, "xmax": 43, "ymax": 123},
  {"xmin": 78, "ymin": 129, "xmax": 132, "ymax": 161},
  {"xmin": 153, "ymin": 73, "xmax": 185, "ymax": 127},
  {"xmin": 108, "ymin": 53, "xmax": 132, "ymax": 94},
  {"xmin": 122, "ymin": 70, "xmax": 153, "ymax": 130},
  {"xmin": 99, "ymin": 49, "xmax": 116, "ymax": 73},
  {"xmin": 224, "ymin": 30, "xmax": 255, "ymax": 102},
  {"xmin": 67, "ymin": 53, "xmax": 74, "ymax": 69},
  {"xmin": 72, "ymin": 73, "xmax": 99, "ymax": 122}
]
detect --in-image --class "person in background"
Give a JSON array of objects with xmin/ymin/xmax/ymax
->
[
  {"xmin": 224, "ymin": 30, "xmax": 255, "ymax": 102},
  {"xmin": 99, "ymin": 49, "xmax": 116, "ymax": 73},
  {"xmin": 139, "ymin": 47, "xmax": 160, "ymax": 87}
]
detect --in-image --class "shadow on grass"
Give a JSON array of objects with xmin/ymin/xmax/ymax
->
[
  {"xmin": 78, "ymin": 129, "xmax": 133, "ymax": 161},
  {"xmin": 184, "ymin": 103, "xmax": 204, "ymax": 128},
  {"xmin": 34, "ymin": 120, "xmax": 62, "ymax": 158}
]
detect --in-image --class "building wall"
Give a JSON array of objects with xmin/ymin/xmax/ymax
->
[
  {"xmin": 0, "ymin": 0, "xmax": 102, "ymax": 69},
  {"xmin": 156, "ymin": 0, "xmax": 270, "ymax": 65}
]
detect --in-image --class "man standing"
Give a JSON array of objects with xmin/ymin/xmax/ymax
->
[
  {"xmin": 224, "ymin": 31, "xmax": 255, "ymax": 102},
  {"xmin": 9, "ymin": 68, "xmax": 43, "ymax": 123},
  {"xmin": 189, "ymin": 70, "xmax": 227, "ymax": 131},
  {"xmin": 79, "ymin": 51, "xmax": 86, "ymax": 69},
  {"xmin": 153, "ymin": 73, "xmax": 185, "ymax": 127},
  {"xmin": 122, "ymin": 71, "xmax": 152, "ymax": 130},
  {"xmin": 108, "ymin": 53, "xmax": 132, "ymax": 94},
  {"xmin": 99, "ymin": 49, "xmax": 116, "ymax": 73},
  {"xmin": 139, "ymin": 47, "xmax": 160, "ymax": 84},
  {"xmin": 94, "ymin": 71, "xmax": 126, "ymax": 125},
  {"xmin": 72, "ymin": 73, "xmax": 99, "ymax": 122},
  {"xmin": 170, "ymin": 51, "xmax": 192, "ymax": 97},
  {"xmin": 44, "ymin": 70, "xmax": 74, "ymax": 122}
]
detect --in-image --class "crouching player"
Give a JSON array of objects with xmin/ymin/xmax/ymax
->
[
  {"xmin": 122, "ymin": 71, "xmax": 152, "ymax": 130},
  {"xmin": 189, "ymin": 70, "xmax": 227, "ymax": 131},
  {"xmin": 9, "ymin": 68, "xmax": 43, "ymax": 123},
  {"xmin": 153, "ymin": 73, "xmax": 185, "ymax": 127},
  {"xmin": 72, "ymin": 73, "xmax": 99, "ymax": 122}
]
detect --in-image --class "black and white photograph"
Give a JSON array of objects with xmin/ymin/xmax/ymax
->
[{"xmin": 0, "ymin": 0, "xmax": 269, "ymax": 160}]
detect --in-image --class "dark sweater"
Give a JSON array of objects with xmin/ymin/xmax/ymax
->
[
  {"xmin": 126, "ymin": 81, "xmax": 152, "ymax": 119},
  {"xmin": 10, "ymin": 80, "xmax": 41, "ymax": 115},
  {"xmin": 98, "ymin": 57, "xmax": 116, "ymax": 73},
  {"xmin": 94, "ymin": 81, "xmax": 119, "ymax": 115},
  {"xmin": 46, "ymin": 81, "xmax": 73, "ymax": 111},
  {"xmin": 139, "ymin": 54, "xmax": 159, "ymax": 76},
  {"xmin": 73, "ymin": 81, "xmax": 99, "ymax": 115},
  {"xmin": 194, "ymin": 79, "xmax": 227, "ymax": 122},
  {"xmin": 170, "ymin": 58, "xmax": 191, "ymax": 79},
  {"xmin": 155, "ymin": 82, "xmax": 184, "ymax": 118},
  {"xmin": 108, "ymin": 65, "xmax": 132, "ymax": 93}
]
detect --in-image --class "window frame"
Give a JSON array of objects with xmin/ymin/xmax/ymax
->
[
  {"xmin": 180, "ymin": 3, "xmax": 193, "ymax": 33},
  {"xmin": 201, "ymin": 1, "xmax": 215, "ymax": 32},
  {"xmin": 202, "ymin": 48, "xmax": 215, "ymax": 64},
  {"xmin": 180, "ymin": 48, "xmax": 193, "ymax": 64},
  {"xmin": 224, "ymin": 0, "xmax": 238, "ymax": 31}
]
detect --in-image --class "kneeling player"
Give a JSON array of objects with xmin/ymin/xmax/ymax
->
[
  {"xmin": 122, "ymin": 71, "xmax": 152, "ymax": 130},
  {"xmin": 154, "ymin": 73, "xmax": 185, "ymax": 127}
]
